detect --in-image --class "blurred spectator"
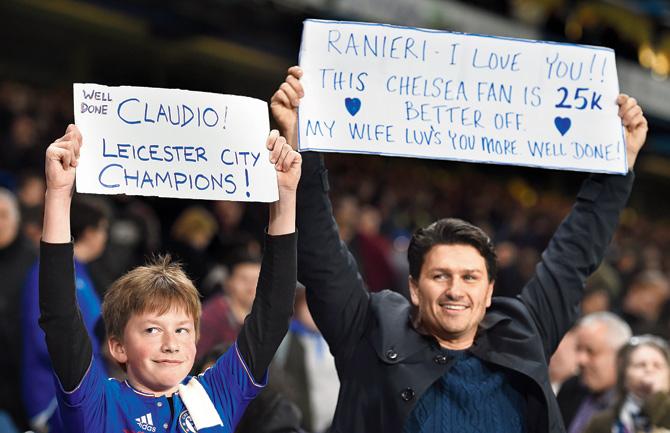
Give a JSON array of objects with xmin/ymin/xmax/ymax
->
[
  {"xmin": 0, "ymin": 187, "xmax": 36, "ymax": 430},
  {"xmin": 14, "ymin": 171, "xmax": 46, "ymax": 248},
  {"xmin": 355, "ymin": 205, "xmax": 396, "ymax": 292},
  {"xmin": 17, "ymin": 170, "xmax": 45, "ymax": 210},
  {"xmin": 585, "ymin": 335, "xmax": 670, "ymax": 433},
  {"xmin": 89, "ymin": 195, "xmax": 162, "ymax": 298},
  {"xmin": 168, "ymin": 205, "xmax": 218, "ymax": 294},
  {"xmin": 550, "ymin": 329, "xmax": 579, "ymax": 394},
  {"xmin": 493, "ymin": 241, "xmax": 525, "ymax": 297},
  {"xmin": 274, "ymin": 283, "xmax": 339, "ymax": 433},
  {"xmin": 335, "ymin": 196, "xmax": 395, "ymax": 292},
  {"xmin": 195, "ymin": 344, "xmax": 303, "ymax": 433},
  {"xmin": 620, "ymin": 271, "xmax": 670, "ymax": 336},
  {"xmin": 208, "ymin": 200, "xmax": 262, "ymax": 262},
  {"xmin": 196, "ymin": 253, "xmax": 261, "ymax": 361},
  {"xmin": 581, "ymin": 287, "xmax": 612, "ymax": 316},
  {"xmin": 558, "ymin": 312, "xmax": 633, "ymax": 433},
  {"xmin": 21, "ymin": 195, "xmax": 109, "ymax": 433},
  {"xmin": 0, "ymin": 411, "xmax": 20, "ymax": 433}
]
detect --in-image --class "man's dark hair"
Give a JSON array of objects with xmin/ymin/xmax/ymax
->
[
  {"xmin": 71, "ymin": 196, "xmax": 108, "ymax": 242},
  {"xmin": 408, "ymin": 218, "xmax": 497, "ymax": 281},
  {"xmin": 225, "ymin": 250, "xmax": 261, "ymax": 275}
]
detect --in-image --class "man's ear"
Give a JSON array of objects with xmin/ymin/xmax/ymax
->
[
  {"xmin": 409, "ymin": 276, "xmax": 420, "ymax": 307},
  {"xmin": 108, "ymin": 336, "xmax": 128, "ymax": 364},
  {"xmin": 485, "ymin": 280, "xmax": 495, "ymax": 308}
]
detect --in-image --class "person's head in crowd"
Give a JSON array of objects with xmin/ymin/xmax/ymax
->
[
  {"xmin": 583, "ymin": 335, "xmax": 670, "ymax": 433},
  {"xmin": 408, "ymin": 217, "xmax": 497, "ymax": 349},
  {"xmin": 224, "ymin": 252, "xmax": 262, "ymax": 320},
  {"xmin": 585, "ymin": 262, "xmax": 623, "ymax": 302},
  {"xmin": 0, "ymin": 187, "xmax": 20, "ymax": 249},
  {"xmin": 335, "ymin": 194, "xmax": 360, "ymax": 243},
  {"xmin": 20, "ymin": 204, "xmax": 43, "ymax": 248},
  {"xmin": 171, "ymin": 206, "xmax": 218, "ymax": 251},
  {"xmin": 581, "ymin": 287, "xmax": 611, "ymax": 316},
  {"xmin": 358, "ymin": 205, "xmax": 383, "ymax": 237},
  {"xmin": 17, "ymin": 171, "xmax": 45, "ymax": 209},
  {"xmin": 102, "ymin": 255, "xmax": 201, "ymax": 394},
  {"xmin": 575, "ymin": 312, "xmax": 632, "ymax": 393},
  {"xmin": 549, "ymin": 329, "xmax": 579, "ymax": 394},
  {"xmin": 212, "ymin": 200, "xmax": 245, "ymax": 232},
  {"xmin": 617, "ymin": 335, "xmax": 670, "ymax": 401},
  {"xmin": 622, "ymin": 271, "xmax": 670, "ymax": 323},
  {"xmin": 615, "ymin": 247, "xmax": 640, "ymax": 279},
  {"xmin": 10, "ymin": 113, "xmax": 37, "ymax": 149},
  {"xmin": 71, "ymin": 195, "xmax": 109, "ymax": 263}
]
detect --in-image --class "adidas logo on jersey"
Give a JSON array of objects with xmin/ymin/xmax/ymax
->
[{"xmin": 135, "ymin": 413, "xmax": 157, "ymax": 432}]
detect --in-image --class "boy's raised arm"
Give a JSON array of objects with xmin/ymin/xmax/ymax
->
[
  {"xmin": 236, "ymin": 131, "xmax": 301, "ymax": 382},
  {"xmin": 39, "ymin": 124, "xmax": 92, "ymax": 391}
]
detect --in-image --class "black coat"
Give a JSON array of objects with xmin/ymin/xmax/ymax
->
[
  {"xmin": 296, "ymin": 153, "xmax": 634, "ymax": 433},
  {"xmin": 557, "ymin": 375, "xmax": 592, "ymax": 429}
]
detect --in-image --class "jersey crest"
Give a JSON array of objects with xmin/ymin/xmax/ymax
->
[{"xmin": 178, "ymin": 410, "xmax": 197, "ymax": 433}]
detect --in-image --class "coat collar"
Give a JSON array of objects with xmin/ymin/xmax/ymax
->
[{"xmin": 368, "ymin": 292, "xmax": 512, "ymax": 363}]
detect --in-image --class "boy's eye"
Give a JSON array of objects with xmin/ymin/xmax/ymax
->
[
  {"xmin": 176, "ymin": 328, "xmax": 190, "ymax": 335},
  {"xmin": 145, "ymin": 327, "xmax": 160, "ymax": 334}
]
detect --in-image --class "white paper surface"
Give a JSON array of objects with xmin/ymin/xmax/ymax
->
[
  {"xmin": 298, "ymin": 19, "xmax": 627, "ymax": 174},
  {"xmin": 73, "ymin": 84, "xmax": 278, "ymax": 201}
]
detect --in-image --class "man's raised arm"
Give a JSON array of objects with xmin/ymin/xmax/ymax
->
[
  {"xmin": 520, "ymin": 94, "xmax": 648, "ymax": 357},
  {"xmin": 271, "ymin": 67, "xmax": 371, "ymax": 359}
]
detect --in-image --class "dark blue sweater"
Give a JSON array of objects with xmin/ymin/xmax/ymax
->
[{"xmin": 404, "ymin": 350, "xmax": 526, "ymax": 433}]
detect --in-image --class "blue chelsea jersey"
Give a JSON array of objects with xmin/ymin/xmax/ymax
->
[{"xmin": 56, "ymin": 341, "xmax": 266, "ymax": 433}]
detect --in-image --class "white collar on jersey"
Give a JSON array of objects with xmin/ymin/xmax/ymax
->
[{"xmin": 179, "ymin": 378, "xmax": 224, "ymax": 430}]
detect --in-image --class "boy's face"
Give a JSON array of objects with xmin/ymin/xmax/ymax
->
[{"xmin": 109, "ymin": 307, "xmax": 196, "ymax": 396}]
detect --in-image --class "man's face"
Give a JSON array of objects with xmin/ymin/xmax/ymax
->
[
  {"xmin": 409, "ymin": 244, "xmax": 494, "ymax": 350},
  {"xmin": 225, "ymin": 262, "xmax": 261, "ymax": 311},
  {"xmin": 0, "ymin": 196, "xmax": 19, "ymax": 249},
  {"xmin": 575, "ymin": 322, "xmax": 618, "ymax": 393},
  {"xmin": 109, "ymin": 307, "xmax": 196, "ymax": 396}
]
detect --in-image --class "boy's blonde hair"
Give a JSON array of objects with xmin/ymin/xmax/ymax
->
[{"xmin": 102, "ymin": 255, "xmax": 201, "ymax": 341}]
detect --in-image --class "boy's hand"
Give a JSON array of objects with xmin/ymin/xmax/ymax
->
[
  {"xmin": 617, "ymin": 94, "xmax": 648, "ymax": 170},
  {"xmin": 270, "ymin": 66, "xmax": 303, "ymax": 150},
  {"xmin": 45, "ymin": 124, "xmax": 82, "ymax": 195},
  {"xmin": 267, "ymin": 129, "xmax": 302, "ymax": 193}
]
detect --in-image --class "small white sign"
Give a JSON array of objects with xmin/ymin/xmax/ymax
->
[
  {"xmin": 298, "ymin": 19, "xmax": 627, "ymax": 174},
  {"xmin": 73, "ymin": 84, "xmax": 278, "ymax": 201}
]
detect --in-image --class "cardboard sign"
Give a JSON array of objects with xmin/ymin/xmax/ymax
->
[
  {"xmin": 298, "ymin": 19, "xmax": 627, "ymax": 174},
  {"xmin": 73, "ymin": 84, "xmax": 278, "ymax": 201}
]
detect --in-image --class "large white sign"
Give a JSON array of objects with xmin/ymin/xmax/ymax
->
[
  {"xmin": 298, "ymin": 19, "xmax": 628, "ymax": 174},
  {"xmin": 73, "ymin": 84, "xmax": 278, "ymax": 201}
]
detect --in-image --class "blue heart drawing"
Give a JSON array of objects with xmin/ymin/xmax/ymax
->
[
  {"xmin": 345, "ymin": 97, "xmax": 361, "ymax": 116},
  {"xmin": 554, "ymin": 116, "xmax": 571, "ymax": 136}
]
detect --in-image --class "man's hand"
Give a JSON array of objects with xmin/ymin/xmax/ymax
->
[
  {"xmin": 617, "ymin": 94, "xmax": 648, "ymax": 170},
  {"xmin": 45, "ymin": 124, "xmax": 82, "ymax": 195},
  {"xmin": 267, "ymin": 129, "xmax": 302, "ymax": 193},
  {"xmin": 270, "ymin": 66, "xmax": 303, "ymax": 150}
]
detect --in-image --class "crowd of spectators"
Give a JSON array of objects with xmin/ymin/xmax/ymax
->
[{"xmin": 2, "ymin": 77, "xmax": 670, "ymax": 433}]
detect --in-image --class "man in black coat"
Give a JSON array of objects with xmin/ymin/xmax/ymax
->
[{"xmin": 271, "ymin": 66, "xmax": 648, "ymax": 433}]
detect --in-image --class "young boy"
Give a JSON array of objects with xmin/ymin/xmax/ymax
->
[{"xmin": 39, "ymin": 124, "xmax": 301, "ymax": 433}]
